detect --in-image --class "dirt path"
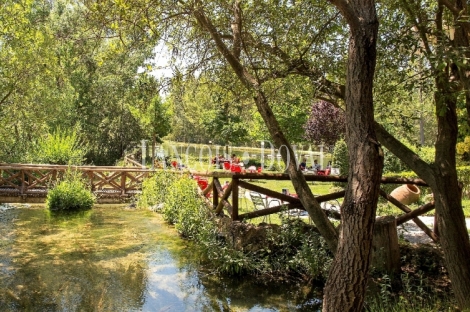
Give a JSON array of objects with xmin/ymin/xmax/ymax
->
[{"xmin": 399, "ymin": 216, "xmax": 470, "ymax": 244}]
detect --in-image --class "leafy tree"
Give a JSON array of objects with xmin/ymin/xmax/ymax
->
[
  {"xmin": 166, "ymin": 73, "xmax": 253, "ymax": 145},
  {"xmin": 370, "ymin": 1, "xmax": 470, "ymax": 307},
  {"xmin": 0, "ymin": 0, "xmax": 74, "ymax": 162},
  {"xmin": 34, "ymin": 127, "xmax": 87, "ymax": 165},
  {"xmin": 304, "ymin": 101, "xmax": 345, "ymax": 146}
]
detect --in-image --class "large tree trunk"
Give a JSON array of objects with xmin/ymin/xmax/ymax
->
[
  {"xmin": 373, "ymin": 1, "xmax": 470, "ymax": 307},
  {"xmin": 323, "ymin": 1, "xmax": 383, "ymax": 311},
  {"xmin": 431, "ymin": 75, "xmax": 470, "ymax": 308},
  {"xmin": 443, "ymin": 3, "xmax": 470, "ymax": 307}
]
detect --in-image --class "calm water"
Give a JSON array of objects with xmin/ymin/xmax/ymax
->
[{"xmin": 0, "ymin": 205, "xmax": 320, "ymax": 311}]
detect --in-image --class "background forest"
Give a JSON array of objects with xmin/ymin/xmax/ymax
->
[{"xmin": 2, "ymin": 0, "xmax": 466, "ymax": 168}]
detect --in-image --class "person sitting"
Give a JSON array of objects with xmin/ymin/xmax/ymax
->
[
  {"xmin": 231, "ymin": 154, "xmax": 240, "ymax": 164},
  {"xmin": 299, "ymin": 158, "xmax": 307, "ymax": 171},
  {"xmin": 313, "ymin": 159, "xmax": 321, "ymax": 170}
]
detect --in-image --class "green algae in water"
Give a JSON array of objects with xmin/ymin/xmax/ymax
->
[{"xmin": 0, "ymin": 204, "xmax": 320, "ymax": 311}]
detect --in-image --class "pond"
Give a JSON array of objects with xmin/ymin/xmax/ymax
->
[{"xmin": 0, "ymin": 204, "xmax": 321, "ymax": 311}]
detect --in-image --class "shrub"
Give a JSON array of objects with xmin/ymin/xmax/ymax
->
[
  {"xmin": 265, "ymin": 218, "xmax": 333, "ymax": 281},
  {"xmin": 332, "ymin": 139, "xmax": 348, "ymax": 175},
  {"xmin": 162, "ymin": 176, "xmax": 208, "ymax": 236},
  {"xmin": 35, "ymin": 127, "xmax": 87, "ymax": 165},
  {"xmin": 46, "ymin": 170, "xmax": 95, "ymax": 211},
  {"xmin": 137, "ymin": 170, "xmax": 179, "ymax": 209},
  {"xmin": 173, "ymin": 180, "xmax": 212, "ymax": 239},
  {"xmin": 383, "ymin": 147, "xmax": 406, "ymax": 174}
]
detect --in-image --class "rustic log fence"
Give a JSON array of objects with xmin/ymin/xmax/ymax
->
[{"xmin": 193, "ymin": 171, "xmax": 436, "ymax": 276}]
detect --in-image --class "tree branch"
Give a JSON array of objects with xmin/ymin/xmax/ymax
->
[
  {"xmin": 328, "ymin": 0, "xmax": 361, "ymax": 33},
  {"xmin": 191, "ymin": 1, "xmax": 257, "ymax": 89},
  {"xmin": 373, "ymin": 122, "xmax": 436, "ymax": 186},
  {"xmin": 439, "ymin": 0, "xmax": 461, "ymax": 16},
  {"xmin": 232, "ymin": 0, "xmax": 242, "ymax": 60}
]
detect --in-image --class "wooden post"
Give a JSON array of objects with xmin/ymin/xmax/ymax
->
[
  {"xmin": 213, "ymin": 178, "xmax": 219, "ymax": 208},
  {"xmin": 120, "ymin": 172, "xmax": 126, "ymax": 196},
  {"xmin": 232, "ymin": 177, "xmax": 239, "ymax": 221},
  {"xmin": 380, "ymin": 189, "xmax": 438, "ymax": 243},
  {"xmin": 20, "ymin": 169, "xmax": 25, "ymax": 196},
  {"xmin": 372, "ymin": 216, "xmax": 400, "ymax": 277}
]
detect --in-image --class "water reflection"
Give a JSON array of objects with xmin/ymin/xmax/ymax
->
[{"xmin": 0, "ymin": 205, "xmax": 320, "ymax": 311}]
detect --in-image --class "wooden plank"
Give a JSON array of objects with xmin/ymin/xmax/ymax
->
[
  {"xmin": 202, "ymin": 180, "xmax": 213, "ymax": 196},
  {"xmin": 380, "ymin": 189, "xmax": 438, "ymax": 243},
  {"xmin": 396, "ymin": 201, "xmax": 435, "ymax": 225},
  {"xmin": 238, "ymin": 180, "xmax": 301, "ymax": 204},
  {"xmin": 212, "ymin": 178, "xmax": 220, "ymax": 208},
  {"xmin": 215, "ymin": 182, "xmax": 233, "ymax": 214},
  {"xmin": 238, "ymin": 194, "xmax": 343, "ymax": 221},
  {"xmin": 232, "ymin": 178, "xmax": 239, "ymax": 221},
  {"xmin": 121, "ymin": 172, "xmax": 127, "ymax": 196}
]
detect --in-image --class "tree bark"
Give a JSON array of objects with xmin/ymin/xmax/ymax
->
[{"xmin": 323, "ymin": 1, "xmax": 382, "ymax": 311}]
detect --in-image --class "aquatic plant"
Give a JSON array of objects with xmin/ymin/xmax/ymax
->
[{"xmin": 46, "ymin": 169, "xmax": 95, "ymax": 211}]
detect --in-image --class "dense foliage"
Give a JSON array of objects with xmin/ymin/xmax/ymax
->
[
  {"xmin": 304, "ymin": 101, "xmax": 346, "ymax": 146},
  {"xmin": 46, "ymin": 170, "xmax": 95, "ymax": 211},
  {"xmin": 138, "ymin": 175, "xmax": 333, "ymax": 279},
  {"xmin": 0, "ymin": 0, "xmax": 169, "ymax": 165},
  {"xmin": 33, "ymin": 127, "xmax": 87, "ymax": 165},
  {"xmin": 137, "ymin": 170, "xmax": 178, "ymax": 209}
]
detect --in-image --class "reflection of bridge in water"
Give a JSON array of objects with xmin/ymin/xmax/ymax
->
[{"xmin": 0, "ymin": 163, "xmax": 152, "ymax": 203}]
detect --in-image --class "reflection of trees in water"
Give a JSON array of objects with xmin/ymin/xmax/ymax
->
[
  {"xmin": 168, "ymin": 245, "xmax": 322, "ymax": 312},
  {"xmin": 0, "ymin": 206, "xmax": 320, "ymax": 311},
  {"xmin": 192, "ymin": 273, "xmax": 322, "ymax": 312},
  {"xmin": 0, "ymin": 207, "xmax": 19, "ymax": 291},
  {"xmin": 0, "ymin": 207, "xmax": 147, "ymax": 311}
]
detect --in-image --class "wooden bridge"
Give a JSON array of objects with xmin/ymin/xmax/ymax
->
[{"xmin": 0, "ymin": 163, "xmax": 152, "ymax": 203}]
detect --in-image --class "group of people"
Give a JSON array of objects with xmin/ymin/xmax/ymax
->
[
  {"xmin": 212, "ymin": 154, "xmax": 244, "ymax": 166},
  {"xmin": 211, "ymin": 154, "xmax": 226, "ymax": 164},
  {"xmin": 299, "ymin": 158, "xmax": 331, "ymax": 171}
]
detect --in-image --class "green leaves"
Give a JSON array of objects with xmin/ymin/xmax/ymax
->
[
  {"xmin": 34, "ymin": 127, "xmax": 88, "ymax": 165},
  {"xmin": 46, "ymin": 169, "xmax": 95, "ymax": 212}
]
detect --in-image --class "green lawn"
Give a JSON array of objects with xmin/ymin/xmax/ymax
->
[{"xmin": 221, "ymin": 179, "xmax": 338, "ymax": 225}]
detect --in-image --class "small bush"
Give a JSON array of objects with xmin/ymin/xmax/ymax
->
[
  {"xmin": 162, "ymin": 176, "xmax": 208, "ymax": 237},
  {"xmin": 46, "ymin": 170, "xmax": 95, "ymax": 211},
  {"xmin": 137, "ymin": 170, "xmax": 179, "ymax": 209}
]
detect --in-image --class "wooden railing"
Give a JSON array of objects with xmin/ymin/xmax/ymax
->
[
  {"xmin": 192, "ymin": 171, "xmax": 437, "ymax": 243},
  {"xmin": 0, "ymin": 163, "xmax": 153, "ymax": 203}
]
